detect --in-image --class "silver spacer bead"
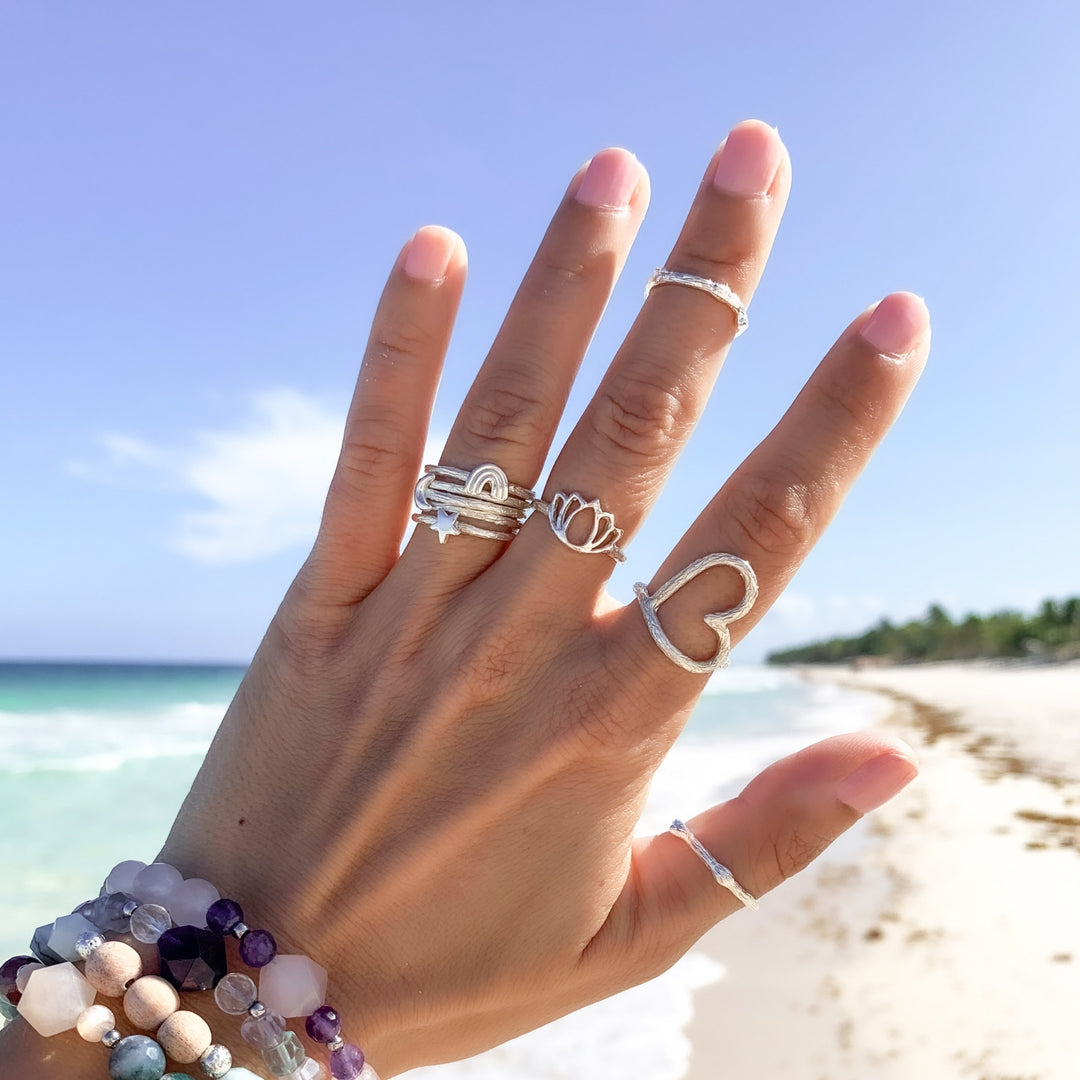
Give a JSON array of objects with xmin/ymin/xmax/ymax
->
[
  {"xmin": 247, "ymin": 1000, "xmax": 267, "ymax": 1019},
  {"xmin": 122, "ymin": 899, "xmax": 140, "ymax": 918},
  {"xmin": 102, "ymin": 1028, "xmax": 121, "ymax": 1048},
  {"xmin": 75, "ymin": 930, "xmax": 106, "ymax": 960},
  {"xmin": 327, "ymin": 1035, "xmax": 345, "ymax": 1052},
  {"xmin": 200, "ymin": 1043, "xmax": 233, "ymax": 1078},
  {"xmin": 231, "ymin": 921, "xmax": 250, "ymax": 939}
]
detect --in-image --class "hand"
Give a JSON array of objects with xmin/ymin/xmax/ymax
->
[{"xmin": 155, "ymin": 120, "xmax": 928, "ymax": 1076}]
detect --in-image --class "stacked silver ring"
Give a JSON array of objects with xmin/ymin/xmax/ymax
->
[{"xmin": 413, "ymin": 463, "xmax": 535, "ymax": 544}]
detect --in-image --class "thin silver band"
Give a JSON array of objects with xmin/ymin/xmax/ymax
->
[
  {"xmin": 410, "ymin": 511, "xmax": 518, "ymax": 543},
  {"xmin": 668, "ymin": 819, "xmax": 758, "ymax": 910},
  {"xmin": 534, "ymin": 491, "xmax": 627, "ymax": 563},
  {"xmin": 635, "ymin": 553, "xmax": 758, "ymax": 674},
  {"xmin": 413, "ymin": 462, "xmax": 535, "ymax": 545},
  {"xmin": 644, "ymin": 268, "xmax": 749, "ymax": 338}
]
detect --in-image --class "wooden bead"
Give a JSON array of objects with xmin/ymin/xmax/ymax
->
[
  {"xmin": 123, "ymin": 974, "xmax": 179, "ymax": 1029},
  {"xmin": 156, "ymin": 1009, "xmax": 213, "ymax": 1063},
  {"xmin": 83, "ymin": 940, "xmax": 143, "ymax": 997}
]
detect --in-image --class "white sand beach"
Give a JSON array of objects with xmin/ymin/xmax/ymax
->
[{"xmin": 685, "ymin": 661, "xmax": 1080, "ymax": 1080}]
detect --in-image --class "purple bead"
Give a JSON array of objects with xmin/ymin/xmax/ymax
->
[
  {"xmin": 157, "ymin": 925, "xmax": 228, "ymax": 991},
  {"xmin": 238, "ymin": 928, "xmax": 277, "ymax": 968},
  {"xmin": 1, "ymin": 955, "xmax": 33, "ymax": 1000},
  {"xmin": 305, "ymin": 1004, "xmax": 342, "ymax": 1043},
  {"xmin": 86, "ymin": 892, "xmax": 138, "ymax": 933},
  {"xmin": 205, "ymin": 898, "xmax": 244, "ymax": 936},
  {"xmin": 330, "ymin": 1042, "xmax": 365, "ymax": 1080}
]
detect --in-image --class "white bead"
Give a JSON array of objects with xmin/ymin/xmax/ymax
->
[
  {"xmin": 16, "ymin": 962, "xmax": 96, "ymax": 1037},
  {"xmin": 47, "ymin": 913, "xmax": 101, "ymax": 962},
  {"xmin": 15, "ymin": 962, "xmax": 43, "ymax": 993},
  {"xmin": 131, "ymin": 862, "xmax": 184, "ymax": 907},
  {"xmin": 106, "ymin": 859, "xmax": 147, "ymax": 894},
  {"xmin": 258, "ymin": 954, "xmax": 328, "ymax": 1018},
  {"xmin": 358, "ymin": 1064, "xmax": 381, "ymax": 1080},
  {"xmin": 169, "ymin": 878, "xmax": 220, "ymax": 927},
  {"xmin": 76, "ymin": 1003, "xmax": 116, "ymax": 1042}
]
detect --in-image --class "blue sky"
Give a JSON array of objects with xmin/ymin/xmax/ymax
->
[{"xmin": 2, "ymin": 2, "xmax": 1077, "ymax": 663}]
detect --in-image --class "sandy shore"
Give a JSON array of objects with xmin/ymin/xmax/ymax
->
[{"xmin": 684, "ymin": 661, "xmax": 1080, "ymax": 1080}]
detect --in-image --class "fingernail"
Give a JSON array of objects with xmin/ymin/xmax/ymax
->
[
  {"xmin": 836, "ymin": 751, "xmax": 919, "ymax": 815},
  {"xmin": 404, "ymin": 226, "xmax": 458, "ymax": 282},
  {"xmin": 859, "ymin": 292, "xmax": 929, "ymax": 356},
  {"xmin": 712, "ymin": 120, "xmax": 783, "ymax": 197},
  {"xmin": 575, "ymin": 148, "xmax": 641, "ymax": 210}
]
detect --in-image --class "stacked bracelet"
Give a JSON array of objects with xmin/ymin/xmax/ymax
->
[{"xmin": 1, "ymin": 860, "xmax": 378, "ymax": 1080}]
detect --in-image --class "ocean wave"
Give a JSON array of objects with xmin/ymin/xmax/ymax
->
[{"xmin": 0, "ymin": 701, "xmax": 229, "ymax": 773}]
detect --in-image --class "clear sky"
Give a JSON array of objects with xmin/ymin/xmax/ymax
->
[{"xmin": 2, "ymin": 1, "xmax": 1077, "ymax": 663}]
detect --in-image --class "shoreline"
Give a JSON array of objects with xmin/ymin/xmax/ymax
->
[{"xmin": 683, "ymin": 660, "xmax": 1080, "ymax": 1079}]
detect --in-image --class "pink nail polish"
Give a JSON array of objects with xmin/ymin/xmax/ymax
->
[
  {"xmin": 835, "ymin": 752, "xmax": 919, "ymax": 815},
  {"xmin": 859, "ymin": 293, "xmax": 929, "ymax": 356},
  {"xmin": 711, "ymin": 121, "xmax": 783, "ymax": 197},
  {"xmin": 575, "ymin": 148, "xmax": 641, "ymax": 210},
  {"xmin": 404, "ymin": 226, "xmax": 457, "ymax": 282}
]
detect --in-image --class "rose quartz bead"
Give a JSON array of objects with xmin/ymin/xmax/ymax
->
[
  {"xmin": 85, "ymin": 940, "xmax": 143, "ymax": 997},
  {"xmin": 157, "ymin": 1009, "xmax": 213, "ymax": 1063},
  {"xmin": 106, "ymin": 859, "xmax": 147, "ymax": 895},
  {"xmin": 258, "ymin": 954, "xmax": 327, "ymax": 1018},
  {"xmin": 169, "ymin": 878, "xmax": 220, "ymax": 928},
  {"xmin": 15, "ymin": 962, "xmax": 43, "ymax": 993},
  {"xmin": 76, "ymin": 1003, "xmax": 116, "ymax": 1042},
  {"xmin": 131, "ymin": 861, "xmax": 184, "ymax": 908},
  {"xmin": 16, "ymin": 962, "xmax": 96, "ymax": 1037},
  {"xmin": 124, "ymin": 975, "xmax": 180, "ymax": 1029}
]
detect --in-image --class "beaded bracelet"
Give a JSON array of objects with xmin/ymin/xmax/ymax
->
[{"xmin": 1, "ymin": 860, "xmax": 378, "ymax": 1080}]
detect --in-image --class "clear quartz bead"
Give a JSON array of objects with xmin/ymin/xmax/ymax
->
[
  {"xmin": 241, "ymin": 1007, "xmax": 286, "ymax": 1050},
  {"xmin": 261, "ymin": 1031, "xmax": 307, "ymax": 1077},
  {"xmin": 130, "ymin": 903, "xmax": 172, "ymax": 944},
  {"xmin": 214, "ymin": 973, "xmax": 258, "ymax": 1015}
]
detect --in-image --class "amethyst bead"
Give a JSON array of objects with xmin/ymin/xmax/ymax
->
[
  {"xmin": 1, "ymin": 955, "xmax": 34, "ymax": 1000},
  {"xmin": 330, "ymin": 1042, "xmax": 365, "ymax": 1080},
  {"xmin": 205, "ymin": 898, "xmax": 244, "ymax": 936},
  {"xmin": 157, "ymin": 926, "xmax": 227, "ymax": 992},
  {"xmin": 238, "ymin": 928, "xmax": 276, "ymax": 968},
  {"xmin": 305, "ymin": 1004, "xmax": 342, "ymax": 1043}
]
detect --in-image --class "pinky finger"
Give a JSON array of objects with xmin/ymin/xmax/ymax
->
[{"xmin": 304, "ymin": 225, "xmax": 467, "ymax": 608}]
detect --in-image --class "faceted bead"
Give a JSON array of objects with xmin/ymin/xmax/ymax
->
[
  {"xmin": 106, "ymin": 860, "xmax": 148, "ymax": 895},
  {"xmin": 88, "ymin": 892, "xmax": 141, "ymax": 933},
  {"xmin": 85, "ymin": 940, "xmax": 144, "ymax": 997},
  {"xmin": 205, "ymin": 899, "xmax": 243, "ymax": 936},
  {"xmin": 329, "ymin": 1043, "xmax": 364, "ymax": 1080},
  {"xmin": 169, "ymin": 879, "xmax": 220, "ymax": 928},
  {"xmin": 30, "ymin": 923, "xmax": 65, "ymax": 964},
  {"xmin": 295, "ymin": 1061, "xmax": 328, "ymax": 1080},
  {"xmin": 259, "ymin": 955, "xmax": 327, "ymax": 1018},
  {"xmin": 199, "ymin": 1043, "xmax": 233, "ymax": 1078},
  {"xmin": 124, "ymin": 975, "xmax": 180, "ymax": 1029},
  {"xmin": 77, "ymin": 1003, "xmax": 117, "ymax": 1042},
  {"xmin": 1, "ymin": 954, "xmax": 34, "ymax": 996},
  {"xmin": 305, "ymin": 1004, "xmax": 341, "ymax": 1043},
  {"xmin": 16, "ymin": 961, "xmax": 97, "ymax": 1037},
  {"xmin": 219, "ymin": 1072, "xmax": 265, "ymax": 1080},
  {"xmin": 132, "ymin": 863, "xmax": 184, "ymax": 908},
  {"xmin": 157, "ymin": 1010, "xmax": 213, "ymax": 1063},
  {"xmin": 157, "ymin": 926, "xmax": 227, "ymax": 992},
  {"xmin": 241, "ymin": 1007, "xmax": 286, "ymax": 1049},
  {"xmin": 131, "ymin": 904, "xmax": 173, "ymax": 944},
  {"xmin": 108, "ymin": 1033, "xmax": 167, "ymax": 1080},
  {"xmin": 16, "ymin": 962, "xmax": 44, "ymax": 992},
  {"xmin": 214, "ymin": 972, "xmax": 258, "ymax": 1015},
  {"xmin": 357, "ymin": 1064, "xmax": 380, "ymax": 1080},
  {"xmin": 46, "ymin": 913, "xmax": 101, "ymax": 962},
  {"xmin": 261, "ymin": 1030, "xmax": 307, "ymax": 1077},
  {"xmin": 239, "ymin": 928, "xmax": 277, "ymax": 968}
]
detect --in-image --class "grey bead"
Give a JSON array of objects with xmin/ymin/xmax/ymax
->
[{"xmin": 199, "ymin": 1044, "xmax": 233, "ymax": 1078}]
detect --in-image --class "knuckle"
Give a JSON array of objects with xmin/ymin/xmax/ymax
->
[
  {"xmin": 727, "ymin": 471, "xmax": 818, "ymax": 562},
  {"xmin": 334, "ymin": 421, "xmax": 411, "ymax": 493},
  {"xmin": 814, "ymin": 371, "xmax": 880, "ymax": 436},
  {"xmin": 532, "ymin": 248, "xmax": 592, "ymax": 291},
  {"xmin": 369, "ymin": 312, "xmax": 437, "ymax": 364},
  {"xmin": 674, "ymin": 247, "xmax": 754, "ymax": 292},
  {"xmin": 460, "ymin": 378, "xmax": 550, "ymax": 454},
  {"xmin": 766, "ymin": 827, "xmax": 830, "ymax": 885},
  {"xmin": 591, "ymin": 376, "xmax": 685, "ymax": 461}
]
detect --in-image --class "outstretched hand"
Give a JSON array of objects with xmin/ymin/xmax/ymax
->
[{"xmin": 158, "ymin": 120, "xmax": 927, "ymax": 1077}]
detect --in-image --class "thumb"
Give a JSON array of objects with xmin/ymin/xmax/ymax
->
[{"xmin": 586, "ymin": 733, "xmax": 918, "ymax": 986}]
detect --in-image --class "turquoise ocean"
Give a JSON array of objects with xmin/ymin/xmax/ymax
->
[{"xmin": 0, "ymin": 662, "xmax": 889, "ymax": 1079}]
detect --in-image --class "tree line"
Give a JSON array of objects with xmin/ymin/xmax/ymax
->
[{"xmin": 767, "ymin": 597, "xmax": 1080, "ymax": 665}]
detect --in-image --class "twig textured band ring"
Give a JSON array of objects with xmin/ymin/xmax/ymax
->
[
  {"xmin": 668, "ymin": 819, "xmax": 758, "ymax": 910},
  {"xmin": 644, "ymin": 267, "xmax": 749, "ymax": 338},
  {"xmin": 412, "ymin": 463, "xmax": 535, "ymax": 544}
]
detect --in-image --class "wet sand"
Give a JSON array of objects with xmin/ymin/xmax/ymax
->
[{"xmin": 684, "ymin": 661, "xmax": 1080, "ymax": 1080}]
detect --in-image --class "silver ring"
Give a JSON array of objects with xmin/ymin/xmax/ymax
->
[
  {"xmin": 534, "ymin": 492, "xmax": 626, "ymax": 563},
  {"xmin": 644, "ymin": 267, "xmax": 749, "ymax": 338},
  {"xmin": 668, "ymin": 820, "xmax": 757, "ymax": 909},
  {"xmin": 634, "ymin": 553, "xmax": 758, "ymax": 674},
  {"xmin": 413, "ymin": 463, "xmax": 535, "ymax": 545}
]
